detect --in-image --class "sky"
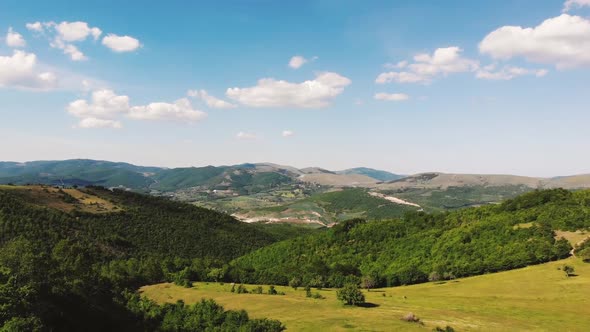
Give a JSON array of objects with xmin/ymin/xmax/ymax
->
[{"xmin": 1, "ymin": 0, "xmax": 589, "ymax": 177}]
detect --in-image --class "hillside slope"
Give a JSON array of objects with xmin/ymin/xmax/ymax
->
[{"xmin": 229, "ymin": 189, "xmax": 590, "ymax": 288}]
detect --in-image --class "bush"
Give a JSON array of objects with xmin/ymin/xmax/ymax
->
[
  {"xmin": 289, "ymin": 277, "xmax": 302, "ymax": 290},
  {"xmin": 336, "ymin": 283, "xmax": 365, "ymax": 306},
  {"xmin": 401, "ymin": 312, "xmax": 420, "ymax": 323},
  {"xmin": 268, "ymin": 285, "xmax": 278, "ymax": 295},
  {"xmin": 579, "ymin": 247, "xmax": 590, "ymax": 263},
  {"xmin": 252, "ymin": 286, "xmax": 264, "ymax": 294},
  {"xmin": 563, "ymin": 265, "xmax": 575, "ymax": 277},
  {"xmin": 433, "ymin": 326, "xmax": 455, "ymax": 332},
  {"xmin": 236, "ymin": 284, "xmax": 249, "ymax": 294}
]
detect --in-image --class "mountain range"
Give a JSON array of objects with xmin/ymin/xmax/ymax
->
[{"xmin": 1, "ymin": 159, "xmax": 589, "ymax": 191}]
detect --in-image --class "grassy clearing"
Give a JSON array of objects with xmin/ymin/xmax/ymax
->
[
  {"xmin": 0, "ymin": 185, "xmax": 120, "ymax": 213},
  {"xmin": 555, "ymin": 230, "xmax": 590, "ymax": 246},
  {"xmin": 141, "ymin": 257, "xmax": 590, "ymax": 331}
]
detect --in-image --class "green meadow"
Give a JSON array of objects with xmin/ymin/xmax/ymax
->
[{"xmin": 141, "ymin": 257, "xmax": 590, "ymax": 331}]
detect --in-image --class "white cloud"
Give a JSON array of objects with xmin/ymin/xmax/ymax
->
[
  {"xmin": 226, "ymin": 72, "xmax": 351, "ymax": 108},
  {"xmin": 376, "ymin": 47, "xmax": 478, "ymax": 84},
  {"xmin": 129, "ymin": 99, "xmax": 207, "ymax": 122},
  {"xmin": 0, "ymin": 50, "xmax": 57, "ymax": 90},
  {"xmin": 384, "ymin": 60, "xmax": 408, "ymax": 69},
  {"xmin": 374, "ymin": 92, "xmax": 410, "ymax": 101},
  {"xmin": 476, "ymin": 64, "xmax": 548, "ymax": 80},
  {"xmin": 282, "ymin": 130, "xmax": 295, "ymax": 137},
  {"xmin": 563, "ymin": 0, "xmax": 590, "ymax": 12},
  {"xmin": 376, "ymin": 71, "xmax": 430, "ymax": 84},
  {"xmin": 26, "ymin": 20, "xmax": 139, "ymax": 61},
  {"xmin": 479, "ymin": 14, "xmax": 590, "ymax": 68},
  {"xmin": 25, "ymin": 22, "xmax": 44, "ymax": 33},
  {"xmin": 76, "ymin": 117, "xmax": 122, "ymax": 129},
  {"xmin": 187, "ymin": 89, "xmax": 236, "ymax": 109},
  {"xmin": 102, "ymin": 34, "xmax": 141, "ymax": 52},
  {"xmin": 67, "ymin": 89, "xmax": 207, "ymax": 128},
  {"xmin": 236, "ymin": 131, "xmax": 257, "ymax": 140},
  {"xmin": 55, "ymin": 21, "xmax": 101, "ymax": 42},
  {"xmin": 6, "ymin": 28, "xmax": 26, "ymax": 48},
  {"xmin": 289, "ymin": 55, "xmax": 308, "ymax": 69},
  {"xmin": 60, "ymin": 42, "xmax": 86, "ymax": 61},
  {"xmin": 67, "ymin": 89, "xmax": 131, "ymax": 119}
]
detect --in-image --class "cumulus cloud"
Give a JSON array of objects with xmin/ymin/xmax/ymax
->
[
  {"xmin": 374, "ymin": 92, "xmax": 410, "ymax": 101},
  {"xmin": 376, "ymin": 47, "xmax": 479, "ymax": 84},
  {"xmin": 5, "ymin": 28, "xmax": 26, "ymax": 48},
  {"xmin": 479, "ymin": 14, "xmax": 590, "ymax": 68},
  {"xmin": 476, "ymin": 65, "xmax": 548, "ymax": 80},
  {"xmin": 55, "ymin": 21, "xmax": 102, "ymax": 42},
  {"xmin": 282, "ymin": 130, "xmax": 295, "ymax": 137},
  {"xmin": 0, "ymin": 50, "xmax": 57, "ymax": 90},
  {"xmin": 563, "ymin": 0, "xmax": 590, "ymax": 12},
  {"xmin": 187, "ymin": 89, "xmax": 236, "ymax": 109},
  {"xmin": 226, "ymin": 72, "xmax": 351, "ymax": 108},
  {"xmin": 67, "ymin": 89, "xmax": 130, "ymax": 119},
  {"xmin": 102, "ymin": 34, "xmax": 141, "ymax": 52},
  {"xmin": 67, "ymin": 89, "xmax": 207, "ymax": 128},
  {"xmin": 236, "ymin": 131, "xmax": 257, "ymax": 140},
  {"xmin": 25, "ymin": 22, "xmax": 44, "ymax": 33},
  {"xmin": 26, "ymin": 20, "xmax": 140, "ymax": 60},
  {"xmin": 129, "ymin": 99, "xmax": 207, "ymax": 121},
  {"xmin": 289, "ymin": 55, "xmax": 308, "ymax": 69}
]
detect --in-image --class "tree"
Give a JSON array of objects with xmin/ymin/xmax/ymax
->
[
  {"xmin": 336, "ymin": 283, "xmax": 365, "ymax": 306},
  {"xmin": 563, "ymin": 265, "xmax": 575, "ymax": 277},
  {"xmin": 360, "ymin": 275, "xmax": 376, "ymax": 291},
  {"xmin": 579, "ymin": 247, "xmax": 590, "ymax": 263},
  {"xmin": 289, "ymin": 277, "xmax": 301, "ymax": 290},
  {"xmin": 207, "ymin": 268, "xmax": 225, "ymax": 283}
]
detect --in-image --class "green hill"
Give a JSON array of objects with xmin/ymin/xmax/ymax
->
[
  {"xmin": 229, "ymin": 189, "xmax": 589, "ymax": 287},
  {"xmin": 0, "ymin": 185, "xmax": 296, "ymax": 331}
]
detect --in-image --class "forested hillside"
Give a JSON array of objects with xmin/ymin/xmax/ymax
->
[
  {"xmin": 229, "ymin": 189, "xmax": 589, "ymax": 288},
  {"xmin": 0, "ymin": 185, "xmax": 290, "ymax": 331}
]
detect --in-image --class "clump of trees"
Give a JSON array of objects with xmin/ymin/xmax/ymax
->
[
  {"xmin": 336, "ymin": 283, "xmax": 365, "ymax": 306},
  {"xmin": 125, "ymin": 293, "xmax": 286, "ymax": 331}
]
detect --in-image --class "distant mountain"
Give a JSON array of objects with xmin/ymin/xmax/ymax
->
[
  {"xmin": 337, "ymin": 167, "xmax": 404, "ymax": 182},
  {"xmin": 1, "ymin": 159, "xmax": 589, "ymax": 197},
  {"xmin": 0, "ymin": 159, "xmax": 162, "ymax": 188},
  {"xmin": 377, "ymin": 172, "xmax": 590, "ymax": 190}
]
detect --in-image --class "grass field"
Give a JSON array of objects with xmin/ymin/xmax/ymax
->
[
  {"xmin": 141, "ymin": 257, "xmax": 590, "ymax": 331},
  {"xmin": 0, "ymin": 185, "xmax": 120, "ymax": 213}
]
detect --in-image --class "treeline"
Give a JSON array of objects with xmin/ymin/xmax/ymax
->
[
  {"xmin": 0, "ymin": 187, "xmax": 289, "ymax": 331},
  {"xmin": 227, "ymin": 189, "xmax": 589, "ymax": 288}
]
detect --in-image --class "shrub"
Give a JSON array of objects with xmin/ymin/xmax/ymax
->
[
  {"xmin": 563, "ymin": 265, "xmax": 575, "ymax": 277},
  {"xmin": 579, "ymin": 247, "xmax": 590, "ymax": 263},
  {"xmin": 252, "ymin": 286, "xmax": 264, "ymax": 294},
  {"xmin": 401, "ymin": 312, "xmax": 420, "ymax": 323},
  {"xmin": 289, "ymin": 277, "xmax": 302, "ymax": 290},
  {"xmin": 336, "ymin": 283, "xmax": 365, "ymax": 306},
  {"xmin": 268, "ymin": 285, "xmax": 278, "ymax": 295},
  {"xmin": 433, "ymin": 326, "xmax": 456, "ymax": 332},
  {"xmin": 236, "ymin": 284, "xmax": 249, "ymax": 294}
]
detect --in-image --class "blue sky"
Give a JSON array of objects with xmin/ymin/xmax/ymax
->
[{"xmin": 1, "ymin": 0, "xmax": 589, "ymax": 176}]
